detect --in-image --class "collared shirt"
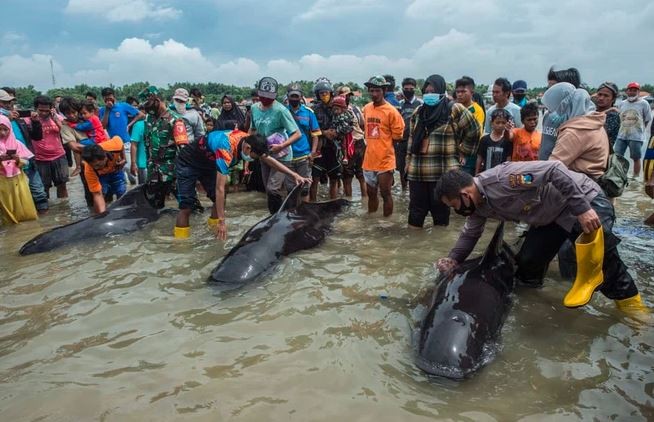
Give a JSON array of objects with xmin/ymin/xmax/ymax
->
[
  {"xmin": 144, "ymin": 111, "xmax": 187, "ymax": 183},
  {"xmin": 448, "ymin": 161, "xmax": 601, "ymax": 263},
  {"xmin": 288, "ymin": 104, "xmax": 321, "ymax": 159},
  {"xmin": 399, "ymin": 96, "xmax": 423, "ymax": 141},
  {"xmin": 99, "ymin": 102, "xmax": 140, "ymax": 142},
  {"xmin": 406, "ymin": 102, "xmax": 480, "ymax": 182}
]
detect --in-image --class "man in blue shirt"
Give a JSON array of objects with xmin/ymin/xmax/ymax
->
[
  {"xmin": 383, "ymin": 74, "xmax": 401, "ymax": 108},
  {"xmin": 286, "ymin": 84, "xmax": 321, "ymax": 202},
  {"xmin": 99, "ymin": 87, "xmax": 145, "ymax": 185}
]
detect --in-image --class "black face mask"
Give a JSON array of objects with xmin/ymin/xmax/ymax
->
[
  {"xmin": 402, "ymin": 89, "xmax": 415, "ymax": 100},
  {"xmin": 144, "ymin": 99, "xmax": 160, "ymax": 117},
  {"xmin": 454, "ymin": 193, "xmax": 476, "ymax": 216},
  {"xmin": 288, "ymin": 99, "xmax": 301, "ymax": 108}
]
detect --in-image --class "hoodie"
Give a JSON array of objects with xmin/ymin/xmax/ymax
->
[{"xmin": 549, "ymin": 112, "xmax": 608, "ymax": 179}]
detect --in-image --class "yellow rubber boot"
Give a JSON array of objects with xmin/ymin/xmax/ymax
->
[
  {"xmin": 207, "ymin": 217, "xmax": 220, "ymax": 229},
  {"xmin": 563, "ymin": 227, "xmax": 604, "ymax": 308},
  {"xmin": 174, "ymin": 226, "xmax": 190, "ymax": 239},
  {"xmin": 615, "ymin": 294, "xmax": 650, "ymax": 314}
]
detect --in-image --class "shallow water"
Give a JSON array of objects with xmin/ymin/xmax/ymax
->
[{"xmin": 1, "ymin": 176, "xmax": 653, "ymax": 421}]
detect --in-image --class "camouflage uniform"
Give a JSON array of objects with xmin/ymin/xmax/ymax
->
[{"xmin": 143, "ymin": 110, "xmax": 187, "ymax": 207}]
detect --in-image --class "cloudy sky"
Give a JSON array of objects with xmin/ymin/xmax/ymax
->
[{"xmin": 1, "ymin": 0, "xmax": 652, "ymax": 91}]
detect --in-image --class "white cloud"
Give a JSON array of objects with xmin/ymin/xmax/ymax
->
[
  {"xmin": 296, "ymin": 0, "xmax": 377, "ymax": 21},
  {"xmin": 0, "ymin": 54, "xmax": 63, "ymax": 89},
  {"xmin": 65, "ymin": 0, "xmax": 181, "ymax": 22}
]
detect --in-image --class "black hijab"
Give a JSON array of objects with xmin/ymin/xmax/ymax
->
[
  {"xmin": 215, "ymin": 95, "xmax": 246, "ymax": 131},
  {"xmin": 411, "ymin": 74, "xmax": 450, "ymax": 154}
]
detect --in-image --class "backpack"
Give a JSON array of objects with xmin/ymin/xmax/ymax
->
[{"xmin": 597, "ymin": 154, "xmax": 630, "ymax": 198}]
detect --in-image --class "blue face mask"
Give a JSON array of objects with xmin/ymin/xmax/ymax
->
[
  {"xmin": 423, "ymin": 93, "xmax": 442, "ymax": 107},
  {"xmin": 241, "ymin": 151, "xmax": 254, "ymax": 162}
]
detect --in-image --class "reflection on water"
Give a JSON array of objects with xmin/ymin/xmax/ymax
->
[{"xmin": 1, "ymin": 177, "xmax": 653, "ymax": 421}]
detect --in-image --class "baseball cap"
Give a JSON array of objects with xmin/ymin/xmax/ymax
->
[
  {"xmin": 172, "ymin": 88, "xmax": 189, "ymax": 102},
  {"xmin": 512, "ymin": 80, "xmax": 527, "ymax": 93},
  {"xmin": 0, "ymin": 89, "xmax": 16, "ymax": 102},
  {"xmin": 257, "ymin": 77, "xmax": 279, "ymax": 99},
  {"xmin": 337, "ymin": 86, "xmax": 353, "ymax": 96},
  {"xmin": 364, "ymin": 75, "xmax": 390, "ymax": 89},
  {"xmin": 286, "ymin": 83, "xmax": 303, "ymax": 97},
  {"xmin": 331, "ymin": 95, "xmax": 347, "ymax": 108},
  {"xmin": 627, "ymin": 82, "xmax": 640, "ymax": 90}
]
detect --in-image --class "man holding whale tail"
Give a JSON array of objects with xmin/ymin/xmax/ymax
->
[{"xmin": 434, "ymin": 160, "xmax": 647, "ymax": 313}]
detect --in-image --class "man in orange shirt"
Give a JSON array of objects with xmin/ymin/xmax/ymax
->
[
  {"xmin": 81, "ymin": 136, "xmax": 126, "ymax": 214},
  {"xmin": 361, "ymin": 75, "xmax": 405, "ymax": 216}
]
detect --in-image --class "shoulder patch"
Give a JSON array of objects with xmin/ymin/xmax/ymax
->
[{"xmin": 508, "ymin": 173, "xmax": 533, "ymax": 188}]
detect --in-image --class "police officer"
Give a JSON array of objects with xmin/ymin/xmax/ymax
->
[{"xmin": 434, "ymin": 160, "xmax": 645, "ymax": 313}]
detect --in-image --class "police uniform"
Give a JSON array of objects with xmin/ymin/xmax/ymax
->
[{"xmin": 448, "ymin": 160, "xmax": 638, "ymax": 301}]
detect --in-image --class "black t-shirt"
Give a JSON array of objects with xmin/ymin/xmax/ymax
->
[{"xmin": 478, "ymin": 134, "xmax": 513, "ymax": 171}]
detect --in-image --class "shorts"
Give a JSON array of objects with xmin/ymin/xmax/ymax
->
[
  {"xmin": 614, "ymin": 138, "xmax": 643, "ymax": 160},
  {"xmin": 363, "ymin": 170, "xmax": 393, "ymax": 188},
  {"xmin": 260, "ymin": 159, "xmax": 290, "ymax": 197},
  {"xmin": 35, "ymin": 155, "xmax": 69, "ymax": 188},
  {"xmin": 342, "ymin": 139, "xmax": 365, "ymax": 179},
  {"xmin": 286, "ymin": 157, "xmax": 311, "ymax": 196},
  {"xmin": 98, "ymin": 171, "xmax": 127, "ymax": 199},
  {"xmin": 312, "ymin": 143, "xmax": 341, "ymax": 180},
  {"xmin": 175, "ymin": 160, "xmax": 217, "ymax": 209}
]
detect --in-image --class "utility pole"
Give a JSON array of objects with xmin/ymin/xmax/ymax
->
[{"xmin": 50, "ymin": 59, "xmax": 56, "ymax": 87}]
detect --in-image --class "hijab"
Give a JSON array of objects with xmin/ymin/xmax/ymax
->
[
  {"xmin": 542, "ymin": 82, "xmax": 595, "ymax": 128},
  {"xmin": 0, "ymin": 115, "xmax": 33, "ymax": 177},
  {"xmin": 215, "ymin": 95, "xmax": 246, "ymax": 131},
  {"xmin": 411, "ymin": 74, "xmax": 451, "ymax": 154}
]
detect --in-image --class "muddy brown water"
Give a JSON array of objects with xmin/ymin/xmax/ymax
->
[{"xmin": 1, "ymin": 176, "xmax": 653, "ymax": 421}]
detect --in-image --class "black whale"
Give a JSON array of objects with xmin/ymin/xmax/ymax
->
[{"xmin": 416, "ymin": 222, "xmax": 515, "ymax": 379}]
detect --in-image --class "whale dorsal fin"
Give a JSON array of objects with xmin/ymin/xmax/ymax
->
[
  {"xmin": 479, "ymin": 222, "xmax": 505, "ymax": 267},
  {"xmin": 277, "ymin": 183, "xmax": 303, "ymax": 213}
]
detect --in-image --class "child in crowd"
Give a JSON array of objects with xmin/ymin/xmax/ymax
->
[
  {"xmin": 67, "ymin": 100, "xmax": 108, "ymax": 146},
  {"xmin": 330, "ymin": 95, "xmax": 354, "ymax": 165},
  {"xmin": 0, "ymin": 115, "xmax": 38, "ymax": 224},
  {"xmin": 476, "ymin": 108, "xmax": 513, "ymax": 175},
  {"xmin": 511, "ymin": 102, "xmax": 541, "ymax": 162}
]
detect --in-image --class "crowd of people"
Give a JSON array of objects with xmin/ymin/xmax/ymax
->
[{"xmin": 1, "ymin": 66, "xmax": 653, "ymax": 313}]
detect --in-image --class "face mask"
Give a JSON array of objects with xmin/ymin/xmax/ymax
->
[
  {"xmin": 627, "ymin": 95, "xmax": 639, "ymax": 102},
  {"xmin": 288, "ymin": 99, "xmax": 301, "ymax": 108},
  {"xmin": 174, "ymin": 102, "xmax": 186, "ymax": 114},
  {"xmin": 144, "ymin": 99, "xmax": 160, "ymax": 117},
  {"xmin": 320, "ymin": 93, "xmax": 331, "ymax": 104},
  {"xmin": 423, "ymin": 93, "xmax": 442, "ymax": 107},
  {"xmin": 0, "ymin": 108, "xmax": 10, "ymax": 117},
  {"xmin": 241, "ymin": 151, "xmax": 254, "ymax": 162},
  {"xmin": 259, "ymin": 97, "xmax": 274, "ymax": 107},
  {"xmin": 454, "ymin": 193, "xmax": 476, "ymax": 216},
  {"xmin": 402, "ymin": 89, "xmax": 415, "ymax": 100}
]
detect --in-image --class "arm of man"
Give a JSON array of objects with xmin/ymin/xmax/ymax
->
[
  {"xmin": 391, "ymin": 108, "xmax": 405, "ymax": 142},
  {"xmin": 100, "ymin": 107, "xmax": 109, "ymax": 129},
  {"xmin": 83, "ymin": 165, "xmax": 106, "ymax": 213},
  {"xmin": 455, "ymin": 104, "xmax": 481, "ymax": 156},
  {"xmin": 447, "ymin": 214, "xmax": 487, "ymax": 264}
]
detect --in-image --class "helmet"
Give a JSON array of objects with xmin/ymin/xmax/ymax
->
[{"xmin": 313, "ymin": 78, "xmax": 333, "ymax": 95}]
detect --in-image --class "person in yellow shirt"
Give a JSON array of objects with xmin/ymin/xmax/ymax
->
[
  {"xmin": 454, "ymin": 76, "xmax": 484, "ymax": 175},
  {"xmin": 361, "ymin": 75, "xmax": 405, "ymax": 217}
]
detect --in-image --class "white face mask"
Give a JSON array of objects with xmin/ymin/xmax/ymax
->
[
  {"xmin": 627, "ymin": 95, "xmax": 639, "ymax": 102},
  {"xmin": 174, "ymin": 102, "xmax": 187, "ymax": 114}
]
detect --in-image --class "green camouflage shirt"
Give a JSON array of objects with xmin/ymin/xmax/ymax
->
[{"xmin": 144, "ymin": 111, "xmax": 185, "ymax": 183}]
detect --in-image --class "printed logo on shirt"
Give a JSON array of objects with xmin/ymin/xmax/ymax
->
[
  {"xmin": 366, "ymin": 117, "xmax": 381, "ymax": 139},
  {"xmin": 114, "ymin": 111, "xmax": 121, "ymax": 118},
  {"xmin": 508, "ymin": 173, "xmax": 533, "ymax": 188}
]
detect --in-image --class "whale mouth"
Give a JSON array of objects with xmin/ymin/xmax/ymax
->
[{"xmin": 414, "ymin": 340, "xmax": 499, "ymax": 380}]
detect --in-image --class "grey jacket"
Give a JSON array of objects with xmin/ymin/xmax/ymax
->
[{"xmin": 448, "ymin": 160, "xmax": 601, "ymax": 262}]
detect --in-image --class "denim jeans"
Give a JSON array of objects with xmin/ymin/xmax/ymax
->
[{"xmin": 24, "ymin": 162, "xmax": 48, "ymax": 211}]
